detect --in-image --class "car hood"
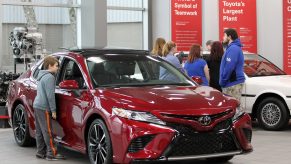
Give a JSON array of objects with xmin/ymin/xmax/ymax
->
[{"xmin": 98, "ymin": 85, "xmax": 237, "ymax": 115}]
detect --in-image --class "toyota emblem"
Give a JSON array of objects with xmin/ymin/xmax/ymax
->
[{"xmin": 198, "ymin": 116, "xmax": 211, "ymax": 126}]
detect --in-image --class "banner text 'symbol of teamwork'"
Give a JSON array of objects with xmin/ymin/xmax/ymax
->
[{"xmin": 171, "ymin": 0, "xmax": 202, "ymax": 51}]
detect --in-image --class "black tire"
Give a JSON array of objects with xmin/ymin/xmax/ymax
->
[
  {"xmin": 87, "ymin": 119, "xmax": 113, "ymax": 164},
  {"xmin": 207, "ymin": 155, "xmax": 234, "ymax": 163},
  {"xmin": 257, "ymin": 97, "xmax": 289, "ymax": 131},
  {"xmin": 12, "ymin": 104, "xmax": 34, "ymax": 147}
]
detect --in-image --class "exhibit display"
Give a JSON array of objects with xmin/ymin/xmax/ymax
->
[
  {"xmin": 283, "ymin": 0, "xmax": 291, "ymax": 74},
  {"xmin": 6, "ymin": 49, "xmax": 252, "ymax": 164},
  {"xmin": 1, "ymin": 0, "xmax": 291, "ymax": 164},
  {"xmin": 0, "ymin": 71, "xmax": 20, "ymax": 105},
  {"xmin": 219, "ymin": 0, "xmax": 257, "ymax": 53},
  {"xmin": 171, "ymin": 0, "xmax": 202, "ymax": 51}
]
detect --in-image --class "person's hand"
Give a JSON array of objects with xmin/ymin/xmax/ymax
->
[{"xmin": 52, "ymin": 112, "xmax": 57, "ymax": 120}]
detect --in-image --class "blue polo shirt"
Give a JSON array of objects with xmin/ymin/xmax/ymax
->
[{"xmin": 184, "ymin": 58, "xmax": 209, "ymax": 86}]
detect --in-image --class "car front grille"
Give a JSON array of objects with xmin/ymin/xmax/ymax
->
[
  {"xmin": 127, "ymin": 135, "xmax": 155, "ymax": 153},
  {"xmin": 166, "ymin": 123, "xmax": 239, "ymax": 157},
  {"xmin": 161, "ymin": 110, "xmax": 232, "ymax": 122},
  {"xmin": 213, "ymin": 119, "xmax": 232, "ymax": 131}
]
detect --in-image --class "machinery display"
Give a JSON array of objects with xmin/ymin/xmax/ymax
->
[
  {"xmin": 0, "ymin": 71, "xmax": 20, "ymax": 106},
  {"xmin": 9, "ymin": 26, "xmax": 43, "ymax": 60}
]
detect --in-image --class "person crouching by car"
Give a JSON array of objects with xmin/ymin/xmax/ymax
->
[
  {"xmin": 184, "ymin": 44, "xmax": 210, "ymax": 86},
  {"xmin": 33, "ymin": 56, "xmax": 65, "ymax": 161}
]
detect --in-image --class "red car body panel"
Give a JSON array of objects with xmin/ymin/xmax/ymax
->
[{"xmin": 7, "ymin": 50, "xmax": 253, "ymax": 163}]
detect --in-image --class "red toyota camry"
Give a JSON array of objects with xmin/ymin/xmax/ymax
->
[{"xmin": 6, "ymin": 49, "xmax": 252, "ymax": 164}]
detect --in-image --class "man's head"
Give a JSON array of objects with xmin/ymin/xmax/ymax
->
[
  {"xmin": 205, "ymin": 40, "xmax": 213, "ymax": 51},
  {"xmin": 43, "ymin": 56, "xmax": 59, "ymax": 74},
  {"xmin": 223, "ymin": 28, "xmax": 238, "ymax": 45}
]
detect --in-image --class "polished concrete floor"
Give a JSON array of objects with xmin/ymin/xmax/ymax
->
[{"xmin": 0, "ymin": 123, "xmax": 291, "ymax": 164}]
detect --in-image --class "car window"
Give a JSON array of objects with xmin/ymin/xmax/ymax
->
[
  {"xmin": 87, "ymin": 55, "xmax": 195, "ymax": 88},
  {"xmin": 32, "ymin": 62, "xmax": 44, "ymax": 79},
  {"xmin": 244, "ymin": 54, "xmax": 285, "ymax": 77},
  {"xmin": 59, "ymin": 58, "xmax": 87, "ymax": 89}
]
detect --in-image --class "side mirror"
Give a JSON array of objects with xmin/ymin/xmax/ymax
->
[
  {"xmin": 59, "ymin": 80, "xmax": 79, "ymax": 90},
  {"xmin": 191, "ymin": 76, "xmax": 203, "ymax": 85}
]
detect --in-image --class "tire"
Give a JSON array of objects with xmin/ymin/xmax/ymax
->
[
  {"xmin": 257, "ymin": 97, "xmax": 289, "ymax": 131},
  {"xmin": 87, "ymin": 119, "xmax": 113, "ymax": 164},
  {"xmin": 12, "ymin": 104, "xmax": 34, "ymax": 147},
  {"xmin": 206, "ymin": 155, "xmax": 234, "ymax": 163}
]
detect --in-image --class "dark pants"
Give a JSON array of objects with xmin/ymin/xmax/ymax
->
[{"xmin": 34, "ymin": 109, "xmax": 57, "ymax": 157}]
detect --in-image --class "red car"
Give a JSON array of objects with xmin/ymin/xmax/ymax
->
[{"xmin": 6, "ymin": 49, "xmax": 252, "ymax": 164}]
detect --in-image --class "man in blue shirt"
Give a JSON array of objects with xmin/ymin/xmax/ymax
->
[{"xmin": 219, "ymin": 28, "xmax": 245, "ymax": 104}]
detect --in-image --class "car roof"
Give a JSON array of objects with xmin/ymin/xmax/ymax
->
[
  {"xmin": 176, "ymin": 51, "xmax": 257, "ymax": 55},
  {"xmin": 68, "ymin": 48, "xmax": 149, "ymax": 57}
]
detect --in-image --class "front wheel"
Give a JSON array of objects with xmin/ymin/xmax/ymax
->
[
  {"xmin": 12, "ymin": 104, "xmax": 34, "ymax": 147},
  {"xmin": 87, "ymin": 119, "xmax": 112, "ymax": 164},
  {"xmin": 257, "ymin": 97, "xmax": 289, "ymax": 131}
]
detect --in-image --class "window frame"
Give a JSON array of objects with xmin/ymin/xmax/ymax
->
[{"xmin": 57, "ymin": 56, "xmax": 89, "ymax": 89}]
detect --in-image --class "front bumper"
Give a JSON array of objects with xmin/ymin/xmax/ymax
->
[{"xmin": 111, "ymin": 113, "xmax": 252, "ymax": 163}]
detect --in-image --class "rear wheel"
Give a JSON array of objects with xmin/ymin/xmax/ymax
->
[
  {"xmin": 87, "ymin": 119, "xmax": 112, "ymax": 164},
  {"xmin": 12, "ymin": 104, "xmax": 34, "ymax": 146},
  {"xmin": 257, "ymin": 97, "xmax": 289, "ymax": 131},
  {"xmin": 206, "ymin": 155, "xmax": 234, "ymax": 163}
]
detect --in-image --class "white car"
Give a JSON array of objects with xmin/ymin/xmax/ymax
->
[
  {"xmin": 242, "ymin": 54, "xmax": 291, "ymax": 131},
  {"xmin": 176, "ymin": 52, "xmax": 291, "ymax": 130}
]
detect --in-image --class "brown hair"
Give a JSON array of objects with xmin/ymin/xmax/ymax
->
[
  {"xmin": 162, "ymin": 41, "xmax": 176, "ymax": 57},
  {"xmin": 151, "ymin": 38, "xmax": 166, "ymax": 57},
  {"xmin": 43, "ymin": 56, "xmax": 59, "ymax": 70},
  {"xmin": 188, "ymin": 44, "xmax": 201, "ymax": 63},
  {"xmin": 210, "ymin": 41, "xmax": 224, "ymax": 61}
]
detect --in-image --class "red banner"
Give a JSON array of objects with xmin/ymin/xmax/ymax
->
[
  {"xmin": 283, "ymin": 0, "xmax": 291, "ymax": 74},
  {"xmin": 171, "ymin": 0, "xmax": 202, "ymax": 51},
  {"xmin": 219, "ymin": 0, "xmax": 257, "ymax": 53}
]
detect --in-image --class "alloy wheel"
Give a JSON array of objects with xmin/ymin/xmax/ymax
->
[
  {"xmin": 13, "ymin": 106, "xmax": 26, "ymax": 143},
  {"xmin": 261, "ymin": 103, "xmax": 281, "ymax": 127},
  {"xmin": 88, "ymin": 123, "xmax": 109, "ymax": 164}
]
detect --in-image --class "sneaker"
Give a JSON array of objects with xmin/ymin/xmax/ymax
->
[
  {"xmin": 45, "ymin": 156, "xmax": 59, "ymax": 161},
  {"xmin": 46, "ymin": 154, "xmax": 66, "ymax": 161},
  {"xmin": 54, "ymin": 154, "xmax": 66, "ymax": 160},
  {"xmin": 36, "ymin": 153, "xmax": 45, "ymax": 159}
]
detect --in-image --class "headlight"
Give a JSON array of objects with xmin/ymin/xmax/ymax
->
[
  {"xmin": 112, "ymin": 107, "xmax": 166, "ymax": 125},
  {"xmin": 232, "ymin": 105, "xmax": 244, "ymax": 121}
]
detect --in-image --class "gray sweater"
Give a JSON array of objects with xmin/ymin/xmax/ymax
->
[{"xmin": 33, "ymin": 70, "xmax": 56, "ymax": 112}]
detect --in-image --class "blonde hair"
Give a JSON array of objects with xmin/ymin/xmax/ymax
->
[
  {"xmin": 162, "ymin": 41, "xmax": 176, "ymax": 57},
  {"xmin": 151, "ymin": 38, "xmax": 166, "ymax": 57},
  {"xmin": 43, "ymin": 56, "xmax": 59, "ymax": 70}
]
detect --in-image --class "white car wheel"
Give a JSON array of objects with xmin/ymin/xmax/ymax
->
[{"xmin": 257, "ymin": 97, "xmax": 289, "ymax": 131}]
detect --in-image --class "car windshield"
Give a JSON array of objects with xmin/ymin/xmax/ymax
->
[
  {"xmin": 244, "ymin": 54, "xmax": 285, "ymax": 77},
  {"xmin": 86, "ymin": 54, "xmax": 195, "ymax": 88}
]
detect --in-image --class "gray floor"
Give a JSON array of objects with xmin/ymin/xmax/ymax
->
[{"xmin": 1, "ymin": 123, "xmax": 291, "ymax": 164}]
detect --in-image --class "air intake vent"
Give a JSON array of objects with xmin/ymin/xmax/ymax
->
[
  {"xmin": 127, "ymin": 135, "xmax": 155, "ymax": 153},
  {"xmin": 243, "ymin": 128, "xmax": 252, "ymax": 142}
]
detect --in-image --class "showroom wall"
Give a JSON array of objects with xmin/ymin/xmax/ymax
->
[
  {"xmin": 0, "ymin": 22, "xmax": 142, "ymax": 72},
  {"xmin": 151, "ymin": 0, "xmax": 283, "ymax": 69},
  {"xmin": 0, "ymin": 0, "xmax": 144, "ymax": 72},
  {"xmin": 108, "ymin": 22, "xmax": 143, "ymax": 49}
]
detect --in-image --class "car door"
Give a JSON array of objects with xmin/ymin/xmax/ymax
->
[{"xmin": 54, "ymin": 57, "xmax": 93, "ymax": 151}]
